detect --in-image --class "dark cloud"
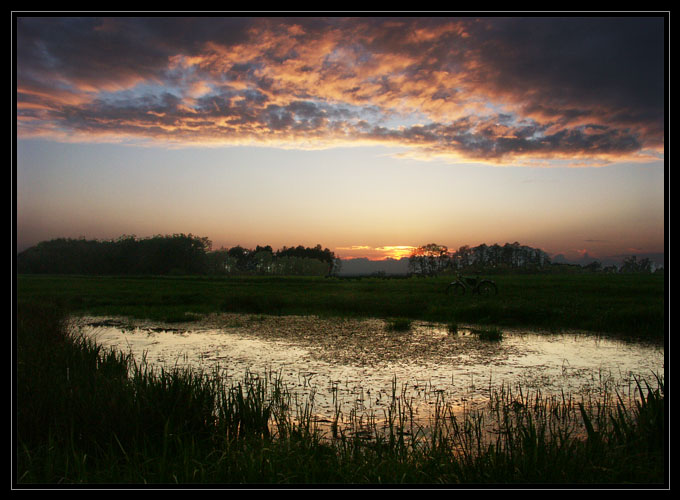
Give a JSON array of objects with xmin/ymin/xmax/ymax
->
[
  {"xmin": 18, "ymin": 18, "xmax": 170, "ymax": 89},
  {"xmin": 359, "ymin": 115, "xmax": 643, "ymax": 162},
  {"xmin": 466, "ymin": 17, "xmax": 665, "ymax": 143},
  {"xmin": 16, "ymin": 16, "xmax": 666, "ymax": 163}
]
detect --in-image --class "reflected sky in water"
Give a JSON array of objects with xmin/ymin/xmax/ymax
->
[{"xmin": 74, "ymin": 313, "xmax": 664, "ymax": 434}]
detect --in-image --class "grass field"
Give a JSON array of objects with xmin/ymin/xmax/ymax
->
[{"xmin": 16, "ymin": 272, "xmax": 666, "ymax": 340}]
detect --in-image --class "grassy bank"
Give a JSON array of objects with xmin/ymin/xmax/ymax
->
[
  {"xmin": 15, "ymin": 302, "xmax": 666, "ymax": 485},
  {"xmin": 17, "ymin": 273, "xmax": 665, "ymax": 340}
]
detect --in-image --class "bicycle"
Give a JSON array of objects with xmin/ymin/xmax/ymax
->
[{"xmin": 446, "ymin": 273, "xmax": 497, "ymax": 296}]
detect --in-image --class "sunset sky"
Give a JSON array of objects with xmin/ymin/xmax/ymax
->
[{"xmin": 15, "ymin": 16, "xmax": 666, "ymax": 261}]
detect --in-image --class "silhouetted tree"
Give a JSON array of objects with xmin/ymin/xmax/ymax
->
[
  {"xmin": 276, "ymin": 244, "xmax": 336, "ymax": 275},
  {"xmin": 409, "ymin": 243, "xmax": 450, "ymax": 276},
  {"xmin": 206, "ymin": 248, "xmax": 231, "ymax": 274},
  {"xmin": 252, "ymin": 248, "xmax": 274, "ymax": 274},
  {"xmin": 17, "ymin": 236, "xmax": 337, "ymax": 277},
  {"xmin": 445, "ymin": 241, "xmax": 551, "ymax": 272},
  {"xmin": 17, "ymin": 234, "xmax": 211, "ymax": 275},
  {"xmin": 583, "ymin": 261, "xmax": 602, "ymax": 272},
  {"xmin": 620, "ymin": 256, "xmax": 653, "ymax": 273}
]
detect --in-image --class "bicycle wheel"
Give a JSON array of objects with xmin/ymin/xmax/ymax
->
[
  {"xmin": 477, "ymin": 281, "xmax": 497, "ymax": 296},
  {"xmin": 447, "ymin": 282, "xmax": 466, "ymax": 296}
]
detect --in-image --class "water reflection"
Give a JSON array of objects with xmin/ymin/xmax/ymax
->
[{"xmin": 73, "ymin": 313, "xmax": 664, "ymax": 439}]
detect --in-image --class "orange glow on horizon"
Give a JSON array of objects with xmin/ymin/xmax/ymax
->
[{"xmin": 335, "ymin": 245, "xmax": 417, "ymax": 261}]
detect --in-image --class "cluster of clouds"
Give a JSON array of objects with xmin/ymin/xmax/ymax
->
[{"xmin": 16, "ymin": 16, "xmax": 665, "ymax": 165}]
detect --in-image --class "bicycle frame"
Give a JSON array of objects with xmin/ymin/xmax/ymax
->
[{"xmin": 446, "ymin": 273, "xmax": 497, "ymax": 296}]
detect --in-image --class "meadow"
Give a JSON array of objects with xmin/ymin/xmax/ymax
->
[
  {"xmin": 17, "ymin": 272, "xmax": 665, "ymax": 340},
  {"xmin": 15, "ymin": 272, "xmax": 667, "ymax": 485}
]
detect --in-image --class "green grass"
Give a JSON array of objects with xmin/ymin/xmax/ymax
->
[
  {"xmin": 17, "ymin": 273, "xmax": 665, "ymax": 340},
  {"xmin": 15, "ymin": 302, "xmax": 666, "ymax": 484}
]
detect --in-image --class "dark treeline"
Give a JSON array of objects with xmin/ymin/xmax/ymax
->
[
  {"xmin": 206, "ymin": 243, "xmax": 339, "ymax": 276},
  {"xmin": 408, "ymin": 242, "xmax": 662, "ymax": 276},
  {"xmin": 16, "ymin": 236, "xmax": 661, "ymax": 277},
  {"xmin": 16, "ymin": 235, "xmax": 339, "ymax": 276},
  {"xmin": 408, "ymin": 242, "xmax": 552, "ymax": 276}
]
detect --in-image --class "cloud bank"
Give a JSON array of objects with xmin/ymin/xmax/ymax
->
[{"xmin": 16, "ymin": 16, "xmax": 665, "ymax": 165}]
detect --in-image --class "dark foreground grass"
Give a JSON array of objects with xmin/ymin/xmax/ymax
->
[
  {"xmin": 17, "ymin": 272, "xmax": 665, "ymax": 340},
  {"xmin": 15, "ymin": 302, "xmax": 666, "ymax": 485}
]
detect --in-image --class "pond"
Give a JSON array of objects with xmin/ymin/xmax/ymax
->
[{"xmin": 73, "ymin": 313, "xmax": 664, "ymax": 440}]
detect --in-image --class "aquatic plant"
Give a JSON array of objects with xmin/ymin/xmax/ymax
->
[
  {"xmin": 471, "ymin": 325, "xmax": 503, "ymax": 341},
  {"xmin": 385, "ymin": 317, "xmax": 412, "ymax": 332}
]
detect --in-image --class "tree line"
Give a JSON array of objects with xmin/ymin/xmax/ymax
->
[
  {"xmin": 584, "ymin": 255, "xmax": 658, "ymax": 274},
  {"xmin": 205, "ymin": 243, "xmax": 339, "ymax": 276},
  {"xmin": 408, "ymin": 242, "xmax": 662, "ymax": 276},
  {"xmin": 408, "ymin": 242, "xmax": 552, "ymax": 276},
  {"xmin": 16, "ymin": 234, "xmax": 340, "ymax": 276},
  {"xmin": 16, "ymin": 235, "xmax": 661, "ymax": 277}
]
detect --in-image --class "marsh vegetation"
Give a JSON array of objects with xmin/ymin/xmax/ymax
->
[
  {"xmin": 74, "ymin": 312, "xmax": 663, "ymax": 446},
  {"xmin": 15, "ymin": 273, "xmax": 666, "ymax": 485}
]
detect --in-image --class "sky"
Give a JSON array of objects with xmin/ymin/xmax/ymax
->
[{"xmin": 15, "ymin": 15, "xmax": 666, "ymax": 262}]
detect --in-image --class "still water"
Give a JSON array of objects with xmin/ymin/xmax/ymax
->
[{"xmin": 73, "ymin": 313, "xmax": 664, "ymax": 437}]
